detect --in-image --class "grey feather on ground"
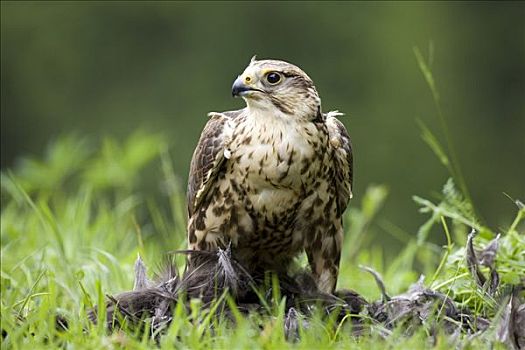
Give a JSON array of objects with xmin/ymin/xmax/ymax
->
[{"xmin": 84, "ymin": 232, "xmax": 523, "ymax": 345}]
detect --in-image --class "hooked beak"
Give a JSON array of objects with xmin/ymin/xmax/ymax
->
[{"xmin": 231, "ymin": 76, "xmax": 262, "ymax": 97}]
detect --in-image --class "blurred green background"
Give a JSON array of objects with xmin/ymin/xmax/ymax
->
[{"xmin": 2, "ymin": 1, "xmax": 524, "ymax": 247}]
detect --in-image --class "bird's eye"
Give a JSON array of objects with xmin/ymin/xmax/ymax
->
[{"xmin": 266, "ymin": 72, "xmax": 282, "ymax": 85}]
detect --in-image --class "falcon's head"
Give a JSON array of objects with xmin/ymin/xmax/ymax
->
[{"xmin": 232, "ymin": 57, "xmax": 321, "ymax": 120}]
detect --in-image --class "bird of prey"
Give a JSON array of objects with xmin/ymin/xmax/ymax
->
[{"xmin": 186, "ymin": 57, "xmax": 353, "ymax": 293}]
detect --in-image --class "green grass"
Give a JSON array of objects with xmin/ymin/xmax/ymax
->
[
  {"xmin": 1, "ymin": 132, "xmax": 522, "ymax": 349},
  {"xmin": 1, "ymin": 52, "xmax": 523, "ymax": 348}
]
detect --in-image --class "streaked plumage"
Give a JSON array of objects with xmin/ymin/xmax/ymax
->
[{"xmin": 187, "ymin": 57, "xmax": 353, "ymax": 292}]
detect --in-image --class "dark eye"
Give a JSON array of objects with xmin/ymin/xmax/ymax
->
[{"xmin": 266, "ymin": 72, "xmax": 282, "ymax": 85}]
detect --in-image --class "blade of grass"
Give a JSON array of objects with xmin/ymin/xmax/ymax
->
[
  {"xmin": 413, "ymin": 46, "xmax": 476, "ymax": 219},
  {"xmin": 16, "ymin": 269, "xmax": 46, "ymax": 318},
  {"xmin": 429, "ymin": 216, "xmax": 453, "ymax": 284}
]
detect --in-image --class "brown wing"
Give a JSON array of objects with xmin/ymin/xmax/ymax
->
[
  {"xmin": 187, "ymin": 109, "xmax": 242, "ymax": 217},
  {"xmin": 325, "ymin": 112, "xmax": 353, "ymax": 217}
]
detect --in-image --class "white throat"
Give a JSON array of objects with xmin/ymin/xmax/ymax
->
[{"xmin": 244, "ymin": 99, "xmax": 318, "ymax": 122}]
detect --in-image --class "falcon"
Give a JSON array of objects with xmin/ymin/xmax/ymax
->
[{"xmin": 186, "ymin": 57, "xmax": 353, "ymax": 293}]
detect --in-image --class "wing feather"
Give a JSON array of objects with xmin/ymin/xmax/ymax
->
[
  {"xmin": 186, "ymin": 110, "xmax": 241, "ymax": 217},
  {"xmin": 325, "ymin": 111, "xmax": 353, "ymax": 217}
]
